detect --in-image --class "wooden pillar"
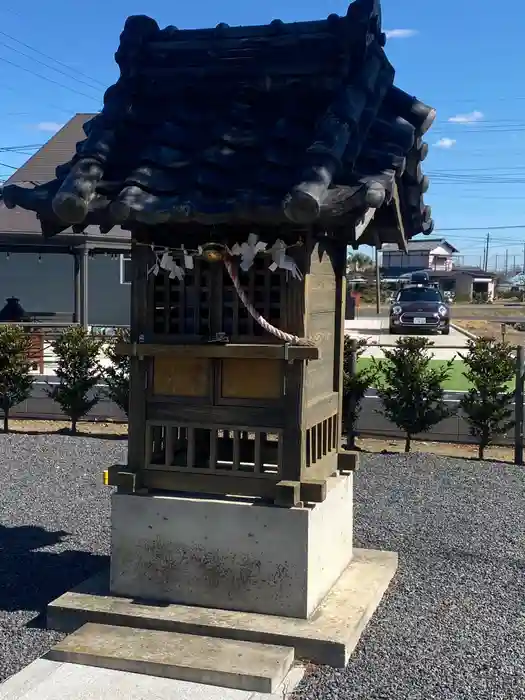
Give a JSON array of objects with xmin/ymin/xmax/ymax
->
[
  {"xmin": 126, "ymin": 240, "xmax": 151, "ymax": 488},
  {"xmin": 79, "ymin": 245, "xmax": 89, "ymax": 328},
  {"xmin": 73, "ymin": 251, "xmax": 81, "ymax": 323}
]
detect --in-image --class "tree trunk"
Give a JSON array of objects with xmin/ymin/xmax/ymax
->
[
  {"xmin": 346, "ymin": 418, "xmax": 356, "ymax": 450},
  {"xmin": 404, "ymin": 434, "xmax": 411, "ymax": 453},
  {"xmin": 479, "ymin": 430, "xmax": 490, "ymax": 460},
  {"xmin": 3, "ymin": 408, "xmax": 8, "ymax": 434},
  {"xmin": 71, "ymin": 417, "xmax": 77, "ymax": 435}
]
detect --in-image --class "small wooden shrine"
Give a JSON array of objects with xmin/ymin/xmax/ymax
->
[
  {"xmin": 115, "ymin": 230, "xmax": 346, "ymax": 506},
  {"xmin": 0, "ymin": 0, "xmax": 435, "ymax": 507}
]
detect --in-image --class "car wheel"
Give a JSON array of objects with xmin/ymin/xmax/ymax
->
[
  {"xmin": 389, "ymin": 325, "xmax": 398, "ymax": 334},
  {"xmin": 442, "ymin": 325, "xmax": 450, "ymax": 335}
]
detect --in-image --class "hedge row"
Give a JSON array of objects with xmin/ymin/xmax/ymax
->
[
  {"xmin": 0, "ymin": 325, "xmax": 518, "ymax": 460},
  {"xmin": 0, "ymin": 326, "xmax": 130, "ymax": 434},
  {"xmin": 343, "ymin": 334, "xmax": 517, "ymax": 458}
]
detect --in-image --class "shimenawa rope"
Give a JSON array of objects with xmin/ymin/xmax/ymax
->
[{"xmin": 223, "ymin": 258, "xmax": 313, "ymax": 347}]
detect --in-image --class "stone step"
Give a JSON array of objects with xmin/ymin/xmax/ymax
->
[
  {"xmin": 0, "ymin": 659, "xmax": 303, "ymax": 700},
  {"xmin": 47, "ymin": 548, "xmax": 399, "ymax": 667},
  {"xmin": 45, "ymin": 623, "xmax": 295, "ymax": 694}
]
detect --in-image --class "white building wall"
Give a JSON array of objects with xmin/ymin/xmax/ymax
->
[{"xmin": 382, "ymin": 251, "xmax": 430, "ymax": 269}]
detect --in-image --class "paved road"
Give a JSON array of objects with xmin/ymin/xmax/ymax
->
[{"xmin": 344, "ymin": 318, "xmax": 469, "ymax": 359}]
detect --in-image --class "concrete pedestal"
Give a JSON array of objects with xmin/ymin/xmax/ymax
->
[{"xmin": 110, "ymin": 475, "xmax": 353, "ymax": 619}]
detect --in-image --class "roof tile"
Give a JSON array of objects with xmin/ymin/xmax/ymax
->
[{"xmin": 0, "ymin": 0, "xmax": 434, "ymax": 241}]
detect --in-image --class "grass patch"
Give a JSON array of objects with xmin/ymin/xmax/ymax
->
[{"xmin": 357, "ymin": 357, "xmax": 471, "ymax": 392}]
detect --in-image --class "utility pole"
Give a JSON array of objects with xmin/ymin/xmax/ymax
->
[
  {"xmin": 522, "ymin": 242, "xmax": 525, "ymax": 274},
  {"xmin": 515, "ymin": 345, "xmax": 524, "ymax": 466},
  {"xmin": 375, "ymin": 244, "xmax": 380, "ymax": 316},
  {"xmin": 505, "ymin": 249, "xmax": 509, "ymax": 277},
  {"xmin": 483, "ymin": 232, "xmax": 490, "ymax": 271}
]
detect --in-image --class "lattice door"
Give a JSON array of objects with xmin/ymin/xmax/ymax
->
[{"xmin": 152, "ymin": 258, "xmax": 212, "ymax": 336}]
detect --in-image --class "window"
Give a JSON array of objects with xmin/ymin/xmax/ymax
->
[
  {"xmin": 397, "ymin": 287, "xmax": 443, "ymax": 303},
  {"xmin": 120, "ymin": 254, "xmax": 132, "ymax": 285}
]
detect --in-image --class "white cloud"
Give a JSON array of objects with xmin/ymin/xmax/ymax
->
[
  {"xmin": 384, "ymin": 29, "xmax": 419, "ymax": 39},
  {"xmin": 434, "ymin": 137, "xmax": 457, "ymax": 149},
  {"xmin": 448, "ymin": 110, "xmax": 484, "ymax": 124},
  {"xmin": 35, "ymin": 121, "xmax": 64, "ymax": 133}
]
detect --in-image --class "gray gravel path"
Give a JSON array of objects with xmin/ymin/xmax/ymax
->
[
  {"xmin": 296, "ymin": 453, "xmax": 525, "ymax": 700},
  {"xmin": 0, "ymin": 433, "xmax": 125, "ymax": 683},
  {"xmin": 1, "ymin": 437, "xmax": 525, "ymax": 698}
]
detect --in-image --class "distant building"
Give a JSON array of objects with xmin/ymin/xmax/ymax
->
[
  {"xmin": 382, "ymin": 238, "xmax": 495, "ymax": 301},
  {"xmin": 382, "ymin": 238, "xmax": 457, "ymax": 274},
  {"xmin": 0, "ymin": 114, "xmax": 130, "ymax": 327}
]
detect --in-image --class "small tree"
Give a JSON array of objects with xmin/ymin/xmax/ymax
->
[
  {"xmin": 342, "ymin": 336, "xmax": 377, "ymax": 449},
  {"xmin": 0, "ymin": 325, "xmax": 34, "ymax": 433},
  {"xmin": 347, "ymin": 251, "xmax": 374, "ymax": 273},
  {"xmin": 47, "ymin": 327, "xmax": 104, "ymax": 434},
  {"xmin": 459, "ymin": 337, "xmax": 515, "ymax": 459},
  {"xmin": 102, "ymin": 328, "xmax": 131, "ymax": 416},
  {"xmin": 376, "ymin": 336, "xmax": 453, "ymax": 452}
]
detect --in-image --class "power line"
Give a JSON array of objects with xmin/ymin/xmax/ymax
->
[
  {"xmin": 0, "ymin": 146, "xmax": 41, "ymax": 158},
  {"xmin": 0, "ymin": 144, "xmax": 42, "ymax": 151},
  {"xmin": 0, "ymin": 29, "xmax": 105, "ymax": 88},
  {"xmin": 3, "ymin": 150, "xmax": 38, "ymax": 157},
  {"xmin": 432, "ymin": 127, "xmax": 525, "ymax": 135},
  {"xmin": 0, "ymin": 55, "xmax": 100, "ymax": 102},
  {"xmin": 429, "ymin": 166, "xmax": 525, "ymax": 172},
  {"xmin": 434, "ymin": 124, "xmax": 525, "ymax": 131},
  {"xmin": 432, "ymin": 195, "xmax": 525, "ymax": 201},
  {"xmin": 434, "ymin": 225, "xmax": 525, "ymax": 232},
  {"xmin": 0, "ymin": 38, "xmax": 102, "ymax": 92},
  {"xmin": 0, "ymin": 80, "xmax": 83, "ymax": 116},
  {"xmin": 435, "ymin": 119, "xmax": 525, "ymax": 126},
  {"xmin": 0, "ymin": 4, "xmax": 25, "ymax": 20},
  {"xmin": 433, "ymin": 96, "xmax": 525, "ymax": 104}
]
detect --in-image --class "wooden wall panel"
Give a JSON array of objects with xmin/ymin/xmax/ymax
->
[
  {"xmin": 305, "ymin": 311, "xmax": 336, "ymax": 404},
  {"xmin": 305, "ymin": 240, "xmax": 337, "ymax": 407},
  {"xmin": 221, "ymin": 359, "xmax": 283, "ymax": 400},
  {"xmin": 153, "ymin": 356, "xmax": 210, "ymax": 397}
]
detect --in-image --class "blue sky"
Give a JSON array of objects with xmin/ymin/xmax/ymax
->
[{"xmin": 1, "ymin": 0, "xmax": 524, "ymax": 270}]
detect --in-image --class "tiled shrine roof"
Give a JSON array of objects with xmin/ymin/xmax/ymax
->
[{"xmin": 0, "ymin": 0, "xmax": 435, "ymax": 241}]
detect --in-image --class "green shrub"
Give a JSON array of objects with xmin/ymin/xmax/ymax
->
[
  {"xmin": 342, "ymin": 336, "xmax": 377, "ymax": 448},
  {"xmin": 102, "ymin": 328, "xmax": 131, "ymax": 416},
  {"xmin": 0, "ymin": 325, "xmax": 34, "ymax": 433},
  {"xmin": 375, "ymin": 336, "xmax": 454, "ymax": 452},
  {"xmin": 47, "ymin": 327, "xmax": 104, "ymax": 434},
  {"xmin": 459, "ymin": 337, "xmax": 515, "ymax": 459}
]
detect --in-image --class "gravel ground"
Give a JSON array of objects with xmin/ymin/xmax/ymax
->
[
  {"xmin": 1, "ymin": 437, "xmax": 525, "ymax": 698},
  {"xmin": 296, "ymin": 453, "xmax": 525, "ymax": 700},
  {"xmin": 0, "ymin": 433, "xmax": 125, "ymax": 682}
]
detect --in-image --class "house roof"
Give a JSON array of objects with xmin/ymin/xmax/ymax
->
[
  {"xmin": 381, "ymin": 266, "xmax": 494, "ymax": 280},
  {"xmin": 4, "ymin": 114, "xmax": 96, "ymax": 186},
  {"xmin": 0, "ymin": 0, "xmax": 435, "ymax": 241},
  {"xmin": 452, "ymin": 266, "xmax": 493, "ymax": 278},
  {"xmin": 407, "ymin": 239, "xmax": 458, "ymax": 253},
  {"xmin": 383, "ymin": 238, "xmax": 458, "ymax": 253},
  {"xmin": 0, "ymin": 115, "xmax": 130, "ymax": 248},
  {"xmin": 0, "ymin": 198, "xmax": 129, "ymax": 247},
  {"xmin": 425, "ymin": 268, "xmax": 494, "ymax": 279}
]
